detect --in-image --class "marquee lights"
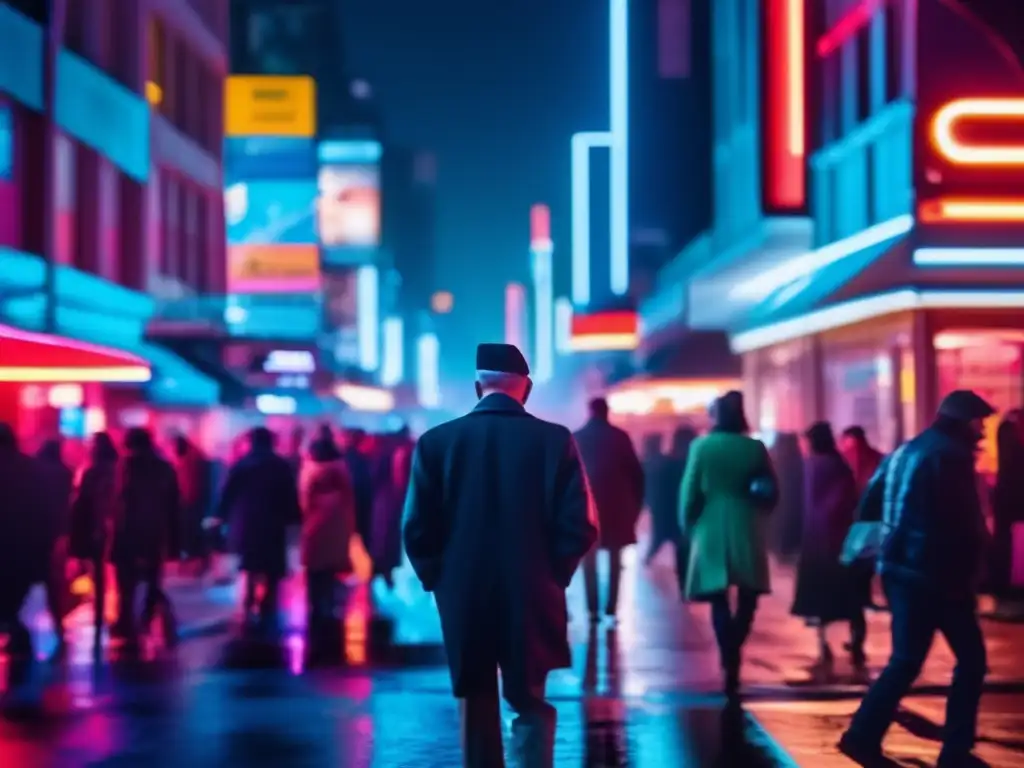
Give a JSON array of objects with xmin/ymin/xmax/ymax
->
[
  {"xmin": 931, "ymin": 98, "xmax": 1024, "ymax": 166},
  {"xmin": 919, "ymin": 198, "xmax": 1024, "ymax": 222},
  {"xmin": 914, "ymin": 247, "xmax": 1024, "ymax": 266},
  {"xmin": 0, "ymin": 366, "xmax": 152, "ymax": 383},
  {"xmin": 731, "ymin": 289, "xmax": 1024, "ymax": 353}
]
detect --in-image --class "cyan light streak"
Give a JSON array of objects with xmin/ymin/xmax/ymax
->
[
  {"xmin": 914, "ymin": 247, "xmax": 1024, "ymax": 266},
  {"xmin": 356, "ymin": 265, "xmax": 379, "ymax": 371},
  {"xmin": 571, "ymin": 131, "xmax": 611, "ymax": 306},
  {"xmin": 531, "ymin": 246, "xmax": 554, "ymax": 382},
  {"xmin": 554, "ymin": 297, "xmax": 573, "ymax": 354},
  {"xmin": 609, "ymin": 0, "xmax": 630, "ymax": 296},
  {"xmin": 417, "ymin": 332, "xmax": 440, "ymax": 409},
  {"xmin": 570, "ymin": 0, "xmax": 630, "ymax": 306},
  {"xmin": 381, "ymin": 315, "xmax": 403, "ymax": 386}
]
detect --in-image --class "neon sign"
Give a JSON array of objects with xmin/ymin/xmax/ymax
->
[
  {"xmin": 932, "ymin": 98, "xmax": 1024, "ymax": 166},
  {"xmin": 263, "ymin": 349, "xmax": 316, "ymax": 374},
  {"xmin": 765, "ymin": 0, "xmax": 806, "ymax": 209}
]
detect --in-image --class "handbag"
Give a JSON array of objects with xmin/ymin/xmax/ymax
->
[
  {"xmin": 840, "ymin": 521, "xmax": 884, "ymax": 565},
  {"xmin": 749, "ymin": 473, "xmax": 778, "ymax": 508}
]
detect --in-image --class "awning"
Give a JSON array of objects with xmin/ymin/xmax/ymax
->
[{"xmin": 0, "ymin": 323, "xmax": 151, "ymax": 383}]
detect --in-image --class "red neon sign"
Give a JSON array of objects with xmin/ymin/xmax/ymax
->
[
  {"xmin": 765, "ymin": 0, "xmax": 806, "ymax": 209},
  {"xmin": 931, "ymin": 98, "xmax": 1024, "ymax": 166},
  {"xmin": 816, "ymin": 0, "xmax": 881, "ymax": 57}
]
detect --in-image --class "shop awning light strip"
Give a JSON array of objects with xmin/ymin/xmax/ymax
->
[
  {"xmin": 914, "ymin": 248, "xmax": 1024, "ymax": 266},
  {"xmin": 731, "ymin": 289, "xmax": 1024, "ymax": 353},
  {"xmin": 0, "ymin": 366, "xmax": 152, "ymax": 383}
]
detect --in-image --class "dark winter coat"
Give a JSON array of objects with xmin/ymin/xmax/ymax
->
[
  {"xmin": 345, "ymin": 447, "xmax": 375, "ymax": 546},
  {"xmin": 645, "ymin": 452, "xmax": 685, "ymax": 544},
  {"xmin": 69, "ymin": 458, "xmax": 118, "ymax": 560},
  {"xmin": 110, "ymin": 451, "xmax": 181, "ymax": 567},
  {"xmin": 0, "ymin": 447, "xmax": 58, "ymax": 585},
  {"xmin": 403, "ymin": 393, "xmax": 598, "ymax": 697},
  {"xmin": 218, "ymin": 446, "xmax": 301, "ymax": 577},
  {"xmin": 861, "ymin": 419, "xmax": 989, "ymax": 599},
  {"xmin": 791, "ymin": 452, "xmax": 860, "ymax": 623},
  {"xmin": 573, "ymin": 419, "xmax": 644, "ymax": 549}
]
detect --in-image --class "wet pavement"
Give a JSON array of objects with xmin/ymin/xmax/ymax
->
[{"xmin": 2, "ymin": 539, "xmax": 1024, "ymax": 765}]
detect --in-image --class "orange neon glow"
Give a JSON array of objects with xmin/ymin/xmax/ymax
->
[
  {"xmin": 919, "ymin": 197, "xmax": 1024, "ymax": 223},
  {"xmin": 606, "ymin": 378, "xmax": 741, "ymax": 416},
  {"xmin": 765, "ymin": 0, "xmax": 805, "ymax": 209},
  {"xmin": 568, "ymin": 333, "xmax": 639, "ymax": 352},
  {"xmin": 816, "ymin": 0, "xmax": 881, "ymax": 57},
  {"xmin": 931, "ymin": 98, "xmax": 1024, "ymax": 166},
  {"xmin": 570, "ymin": 310, "xmax": 638, "ymax": 336},
  {"xmin": 0, "ymin": 366, "xmax": 152, "ymax": 383}
]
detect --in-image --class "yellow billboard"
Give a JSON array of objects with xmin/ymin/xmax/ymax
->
[
  {"xmin": 225, "ymin": 76, "xmax": 316, "ymax": 137},
  {"xmin": 228, "ymin": 244, "xmax": 320, "ymax": 293}
]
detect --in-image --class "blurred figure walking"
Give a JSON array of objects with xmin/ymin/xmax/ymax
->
[
  {"xmin": 36, "ymin": 437, "xmax": 74, "ymax": 654},
  {"xmin": 839, "ymin": 390, "xmax": 994, "ymax": 766},
  {"xmin": 679, "ymin": 391, "xmax": 777, "ymax": 700},
  {"xmin": 840, "ymin": 425, "xmax": 883, "ymax": 495},
  {"xmin": 298, "ymin": 425, "xmax": 354, "ymax": 631},
  {"xmin": 791, "ymin": 422, "xmax": 865, "ymax": 666},
  {"xmin": 644, "ymin": 426, "xmax": 695, "ymax": 566},
  {"xmin": 404, "ymin": 343, "xmax": 597, "ymax": 768},
  {"xmin": 69, "ymin": 432, "xmax": 119, "ymax": 650},
  {"xmin": 110, "ymin": 428, "xmax": 181, "ymax": 647},
  {"xmin": 171, "ymin": 434, "xmax": 209, "ymax": 573},
  {"xmin": 216, "ymin": 427, "xmax": 301, "ymax": 631},
  {"xmin": 574, "ymin": 397, "xmax": 645, "ymax": 624}
]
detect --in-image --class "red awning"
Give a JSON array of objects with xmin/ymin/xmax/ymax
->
[{"xmin": 0, "ymin": 324, "xmax": 151, "ymax": 383}]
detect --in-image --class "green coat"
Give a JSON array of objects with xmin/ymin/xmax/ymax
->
[{"xmin": 678, "ymin": 432, "xmax": 775, "ymax": 600}]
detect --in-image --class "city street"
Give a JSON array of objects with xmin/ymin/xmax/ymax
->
[{"xmin": 2, "ymin": 541, "xmax": 1024, "ymax": 766}]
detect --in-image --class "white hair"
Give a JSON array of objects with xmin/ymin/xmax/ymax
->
[{"xmin": 475, "ymin": 369, "xmax": 527, "ymax": 393}]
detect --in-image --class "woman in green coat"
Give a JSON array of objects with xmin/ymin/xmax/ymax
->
[{"xmin": 678, "ymin": 391, "xmax": 777, "ymax": 698}]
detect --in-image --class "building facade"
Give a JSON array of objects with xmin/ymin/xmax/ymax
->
[{"xmin": 0, "ymin": 0, "xmax": 228, "ymax": 449}]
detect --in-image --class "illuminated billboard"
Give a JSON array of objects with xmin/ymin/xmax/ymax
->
[
  {"xmin": 317, "ymin": 164, "xmax": 380, "ymax": 248},
  {"xmin": 224, "ymin": 75, "xmax": 316, "ymax": 138},
  {"xmin": 227, "ymin": 244, "xmax": 319, "ymax": 294},
  {"xmin": 225, "ymin": 180, "xmax": 318, "ymax": 245},
  {"xmin": 224, "ymin": 137, "xmax": 316, "ymax": 181},
  {"xmin": 323, "ymin": 270, "xmax": 360, "ymax": 366}
]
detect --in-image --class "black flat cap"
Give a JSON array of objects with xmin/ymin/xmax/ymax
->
[
  {"xmin": 938, "ymin": 390, "xmax": 996, "ymax": 422},
  {"xmin": 476, "ymin": 343, "xmax": 530, "ymax": 376}
]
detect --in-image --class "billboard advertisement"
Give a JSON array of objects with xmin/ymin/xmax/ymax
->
[
  {"xmin": 322, "ymin": 270, "xmax": 360, "ymax": 367},
  {"xmin": 225, "ymin": 75, "xmax": 316, "ymax": 138},
  {"xmin": 225, "ymin": 137, "xmax": 316, "ymax": 181},
  {"xmin": 317, "ymin": 164, "xmax": 381, "ymax": 249},
  {"xmin": 228, "ymin": 244, "xmax": 319, "ymax": 294}
]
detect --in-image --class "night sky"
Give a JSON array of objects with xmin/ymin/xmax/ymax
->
[{"xmin": 341, "ymin": 0, "xmax": 607, "ymax": 383}]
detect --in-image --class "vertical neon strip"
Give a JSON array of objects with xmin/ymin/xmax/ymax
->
[
  {"xmin": 609, "ymin": 0, "xmax": 630, "ymax": 295},
  {"xmin": 356, "ymin": 265, "xmax": 379, "ymax": 371},
  {"xmin": 416, "ymin": 332, "xmax": 440, "ymax": 409},
  {"xmin": 766, "ymin": 0, "xmax": 806, "ymax": 209},
  {"xmin": 381, "ymin": 315, "xmax": 403, "ymax": 386},
  {"xmin": 571, "ymin": 132, "xmax": 611, "ymax": 306},
  {"xmin": 554, "ymin": 296, "xmax": 573, "ymax": 354},
  {"xmin": 505, "ymin": 282, "xmax": 526, "ymax": 350},
  {"xmin": 531, "ymin": 247, "xmax": 554, "ymax": 383}
]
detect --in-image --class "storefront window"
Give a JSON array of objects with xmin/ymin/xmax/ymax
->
[
  {"xmin": 753, "ymin": 341, "xmax": 813, "ymax": 435},
  {"xmin": 935, "ymin": 331, "xmax": 1024, "ymax": 478},
  {"xmin": 823, "ymin": 346, "xmax": 898, "ymax": 452}
]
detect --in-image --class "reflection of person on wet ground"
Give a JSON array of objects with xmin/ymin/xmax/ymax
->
[
  {"xmin": 215, "ymin": 427, "xmax": 301, "ymax": 633},
  {"xmin": 643, "ymin": 427, "xmax": 694, "ymax": 566},
  {"xmin": 403, "ymin": 343, "xmax": 597, "ymax": 768},
  {"xmin": 679, "ymin": 391, "xmax": 777, "ymax": 701},
  {"xmin": 0, "ymin": 423, "xmax": 60, "ymax": 661},
  {"xmin": 298, "ymin": 425, "xmax": 354, "ymax": 648},
  {"xmin": 574, "ymin": 397, "xmax": 645, "ymax": 625},
  {"xmin": 343, "ymin": 428, "xmax": 376, "ymax": 574},
  {"xmin": 109, "ymin": 428, "xmax": 181, "ymax": 648},
  {"xmin": 36, "ymin": 437, "xmax": 74, "ymax": 655},
  {"xmin": 791, "ymin": 422, "xmax": 866, "ymax": 667},
  {"xmin": 69, "ymin": 432, "xmax": 119, "ymax": 651},
  {"xmin": 839, "ymin": 390, "xmax": 993, "ymax": 767}
]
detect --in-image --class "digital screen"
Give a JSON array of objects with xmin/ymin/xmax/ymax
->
[
  {"xmin": 224, "ymin": 137, "xmax": 316, "ymax": 182},
  {"xmin": 59, "ymin": 407, "xmax": 85, "ymax": 438},
  {"xmin": 225, "ymin": 180, "xmax": 318, "ymax": 245},
  {"xmin": 317, "ymin": 165, "xmax": 380, "ymax": 248},
  {"xmin": 0, "ymin": 104, "xmax": 11, "ymax": 181}
]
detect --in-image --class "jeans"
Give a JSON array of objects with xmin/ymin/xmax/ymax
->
[
  {"xmin": 461, "ymin": 674, "xmax": 555, "ymax": 768},
  {"xmin": 847, "ymin": 574, "xmax": 986, "ymax": 754},
  {"xmin": 583, "ymin": 548, "xmax": 623, "ymax": 618}
]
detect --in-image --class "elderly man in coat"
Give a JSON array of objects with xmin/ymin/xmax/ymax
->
[
  {"xmin": 403, "ymin": 343, "xmax": 598, "ymax": 768},
  {"xmin": 574, "ymin": 397, "xmax": 645, "ymax": 624}
]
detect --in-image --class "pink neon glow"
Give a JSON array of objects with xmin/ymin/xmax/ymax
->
[
  {"xmin": 504, "ymin": 283, "xmax": 526, "ymax": 349},
  {"xmin": 817, "ymin": 0, "xmax": 881, "ymax": 57},
  {"xmin": 530, "ymin": 204, "xmax": 550, "ymax": 245},
  {"xmin": 0, "ymin": 323, "xmax": 150, "ymax": 366},
  {"xmin": 765, "ymin": 0, "xmax": 806, "ymax": 209}
]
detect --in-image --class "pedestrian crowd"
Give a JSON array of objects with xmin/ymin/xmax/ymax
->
[{"xmin": 0, "ymin": 420, "xmax": 414, "ymax": 661}]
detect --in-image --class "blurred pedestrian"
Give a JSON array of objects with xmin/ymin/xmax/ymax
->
[
  {"xmin": 36, "ymin": 437, "xmax": 74, "ymax": 654},
  {"xmin": 371, "ymin": 426, "xmax": 413, "ymax": 589},
  {"xmin": 791, "ymin": 422, "xmax": 865, "ymax": 666},
  {"xmin": 110, "ymin": 428, "xmax": 181, "ymax": 647},
  {"xmin": 171, "ymin": 434, "xmax": 209, "ymax": 572},
  {"xmin": 298, "ymin": 424, "xmax": 354, "ymax": 629},
  {"xmin": 215, "ymin": 427, "xmax": 301, "ymax": 630},
  {"xmin": 991, "ymin": 411, "xmax": 1024, "ymax": 606},
  {"xmin": 574, "ymin": 397, "xmax": 645, "ymax": 624},
  {"xmin": 644, "ymin": 426, "xmax": 695, "ymax": 566},
  {"xmin": 69, "ymin": 431, "xmax": 119, "ymax": 649},
  {"xmin": 343, "ymin": 428, "xmax": 375, "ymax": 566},
  {"xmin": 679, "ymin": 391, "xmax": 777, "ymax": 700},
  {"xmin": 840, "ymin": 425, "xmax": 883, "ymax": 495},
  {"xmin": 404, "ymin": 343, "xmax": 597, "ymax": 767},
  {"xmin": 839, "ymin": 390, "xmax": 994, "ymax": 766},
  {"xmin": 0, "ymin": 423, "xmax": 58, "ymax": 660},
  {"xmin": 769, "ymin": 432, "xmax": 804, "ymax": 561}
]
